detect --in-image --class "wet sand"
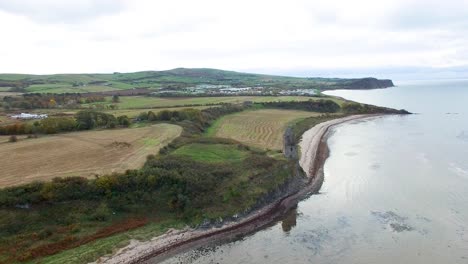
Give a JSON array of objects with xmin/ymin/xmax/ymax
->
[{"xmin": 96, "ymin": 114, "xmax": 380, "ymax": 264}]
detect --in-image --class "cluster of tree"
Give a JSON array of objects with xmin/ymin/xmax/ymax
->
[
  {"xmin": 75, "ymin": 110, "xmax": 118, "ymax": 129},
  {"xmin": 260, "ymin": 99, "xmax": 341, "ymax": 113},
  {"xmin": 85, "ymin": 103, "xmax": 119, "ymax": 111},
  {"xmin": 2, "ymin": 93, "xmax": 105, "ymax": 109},
  {"xmin": 138, "ymin": 104, "xmax": 244, "ymax": 127},
  {"xmin": 0, "ymin": 111, "xmax": 130, "ymax": 135},
  {"xmin": 0, "ymin": 118, "xmax": 76, "ymax": 135},
  {"xmin": 341, "ymin": 102, "xmax": 410, "ymax": 114},
  {"xmin": 201, "ymin": 104, "xmax": 245, "ymax": 124},
  {"xmin": 138, "ymin": 108, "xmax": 203, "ymax": 123}
]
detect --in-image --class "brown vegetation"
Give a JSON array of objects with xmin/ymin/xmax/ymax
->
[{"xmin": 17, "ymin": 218, "xmax": 148, "ymax": 261}]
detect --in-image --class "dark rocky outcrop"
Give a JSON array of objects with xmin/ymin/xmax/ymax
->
[{"xmin": 283, "ymin": 127, "xmax": 298, "ymax": 160}]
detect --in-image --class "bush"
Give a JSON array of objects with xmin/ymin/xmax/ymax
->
[
  {"xmin": 90, "ymin": 203, "xmax": 112, "ymax": 221},
  {"xmin": 8, "ymin": 135, "xmax": 17, "ymax": 143},
  {"xmin": 40, "ymin": 117, "xmax": 77, "ymax": 134},
  {"xmin": 342, "ymin": 102, "xmax": 364, "ymax": 113},
  {"xmin": 75, "ymin": 110, "xmax": 117, "ymax": 130},
  {"xmin": 117, "ymin": 115, "xmax": 130, "ymax": 127}
]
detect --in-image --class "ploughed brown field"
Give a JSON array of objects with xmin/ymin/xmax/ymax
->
[
  {"xmin": 0, "ymin": 124, "xmax": 182, "ymax": 187},
  {"xmin": 209, "ymin": 109, "xmax": 321, "ymax": 150}
]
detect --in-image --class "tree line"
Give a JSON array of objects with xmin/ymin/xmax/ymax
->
[
  {"xmin": 259, "ymin": 99, "xmax": 341, "ymax": 113},
  {"xmin": 0, "ymin": 110, "xmax": 130, "ymax": 135},
  {"xmin": 341, "ymin": 102, "xmax": 410, "ymax": 114},
  {"xmin": 1, "ymin": 93, "xmax": 106, "ymax": 110},
  {"xmin": 260, "ymin": 99, "xmax": 410, "ymax": 115}
]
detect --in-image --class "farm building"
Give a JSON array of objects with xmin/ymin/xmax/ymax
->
[{"xmin": 11, "ymin": 113, "xmax": 48, "ymax": 120}]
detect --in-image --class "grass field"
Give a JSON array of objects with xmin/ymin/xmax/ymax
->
[
  {"xmin": 25, "ymin": 84, "xmax": 121, "ymax": 94},
  {"xmin": 112, "ymin": 96, "xmax": 312, "ymax": 109},
  {"xmin": 206, "ymin": 109, "xmax": 321, "ymax": 150},
  {"xmin": 173, "ymin": 143, "xmax": 248, "ymax": 163},
  {"xmin": 0, "ymin": 124, "xmax": 182, "ymax": 187}
]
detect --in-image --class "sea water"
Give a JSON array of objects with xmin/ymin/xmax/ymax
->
[{"xmin": 160, "ymin": 79, "xmax": 468, "ymax": 264}]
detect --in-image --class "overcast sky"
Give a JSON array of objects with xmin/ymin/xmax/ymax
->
[{"xmin": 0, "ymin": 0, "xmax": 467, "ymax": 76}]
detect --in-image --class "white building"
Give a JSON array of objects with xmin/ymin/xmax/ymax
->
[{"xmin": 11, "ymin": 113, "xmax": 48, "ymax": 120}]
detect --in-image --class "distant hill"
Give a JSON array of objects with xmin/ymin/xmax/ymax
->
[{"xmin": 0, "ymin": 68, "xmax": 394, "ymax": 94}]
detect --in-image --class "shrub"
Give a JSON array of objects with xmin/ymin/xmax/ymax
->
[
  {"xmin": 8, "ymin": 135, "xmax": 17, "ymax": 142},
  {"xmin": 90, "ymin": 203, "xmax": 112, "ymax": 221},
  {"xmin": 40, "ymin": 117, "xmax": 77, "ymax": 134},
  {"xmin": 342, "ymin": 102, "xmax": 364, "ymax": 113},
  {"xmin": 117, "ymin": 115, "xmax": 130, "ymax": 127},
  {"xmin": 75, "ymin": 110, "xmax": 117, "ymax": 130}
]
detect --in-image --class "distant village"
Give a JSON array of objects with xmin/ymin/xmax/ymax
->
[{"xmin": 151, "ymin": 84, "xmax": 318, "ymax": 96}]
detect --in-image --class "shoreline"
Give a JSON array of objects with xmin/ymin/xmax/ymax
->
[{"xmin": 96, "ymin": 114, "xmax": 382, "ymax": 264}]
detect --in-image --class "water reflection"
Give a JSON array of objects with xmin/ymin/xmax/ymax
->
[{"xmin": 281, "ymin": 207, "xmax": 297, "ymax": 233}]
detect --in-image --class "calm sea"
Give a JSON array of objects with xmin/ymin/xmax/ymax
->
[{"xmin": 160, "ymin": 79, "xmax": 468, "ymax": 264}]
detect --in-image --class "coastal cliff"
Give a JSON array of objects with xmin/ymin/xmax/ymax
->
[{"xmin": 332, "ymin": 78, "xmax": 394, "ymax": 90}]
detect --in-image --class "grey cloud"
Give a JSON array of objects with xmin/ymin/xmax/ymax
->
[
  {"xmin": 387, "ymin": 1, "xmax": 468, "ymax": 30},
  {"xmin": 0, "ymin": 0, "xmax": 125, "ymax": 23},
  {"xmin": 247, "ymin": 66, "xmax": 468, "ymax": 80},
  {"xmin": 140, "ymin": 18, "xmax": 215, "ymax": 40}
]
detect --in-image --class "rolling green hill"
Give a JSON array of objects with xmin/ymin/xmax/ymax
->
[{"xmin": 0, "ymin": 68, "xmax": 394, "ymax": 94}]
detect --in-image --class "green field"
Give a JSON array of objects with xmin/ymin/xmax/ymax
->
[
  {"xmin": 173, "ymin": 143, "xmax": 248, "ymax": 163},
  {"xmin": 25, "ymin": 84, "xmax": 121, "ymax": 94},
  {"xmin": 112, "ymin": 96, "xmax": 312, "ymax": 109}
]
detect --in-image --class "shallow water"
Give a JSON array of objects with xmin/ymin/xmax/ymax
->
[{"xmin": 160, "ymin": 79, "xmax": 468, "ymax": 264}]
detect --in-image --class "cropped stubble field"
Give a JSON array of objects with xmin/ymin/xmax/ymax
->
[
  {"xmin": 207, "ymin": 109, "xmax": 320, "ymax": 150},
  {"xmin": 0, "ymin": 123, "xmax": 182, "ymax": 187}
]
